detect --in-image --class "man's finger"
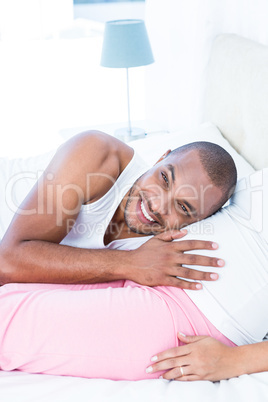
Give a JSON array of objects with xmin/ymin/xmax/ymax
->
[
  {"xmin": 176, "ymin": 254, "xmax": 224, "ymax": 269},
  {"xmin": 165, "ymin": 276, "xmax": 204, "ymax": 290},
  {"xmin": 155, "ymin": 229, "xmax": 187, "ymax": 242},
  {"xmin": 174, "ymin": 240, "xmax": 219, "ymax": 252},
  {"xmin": 175, "ymin": 266, "xmax": 220, "ymax": 281},
  {"xmin": 164, "ymin": 266, "xmax": 219, "ymax": 285}
]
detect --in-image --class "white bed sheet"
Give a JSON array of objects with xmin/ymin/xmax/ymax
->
[{"xmin": 1, "ymin": 370, "xmax": 268, "ymax": 402}]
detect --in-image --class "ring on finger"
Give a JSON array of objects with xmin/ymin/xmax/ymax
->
[{"xmin": 180, "ymin": 366, "xmax": 184, "ymax": 376}]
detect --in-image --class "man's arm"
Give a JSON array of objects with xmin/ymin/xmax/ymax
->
[
  {"xmin": 0, "ymin": 131, "xmax": 131, "ymax": 284},
  {"xmin": 0, "ymin": 131, "xmax": 222, "ymax": 287}
]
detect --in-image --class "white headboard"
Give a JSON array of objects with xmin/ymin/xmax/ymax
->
[{"xmin": 204, "ymin": 34, "xmax": 268, "ymax": 170}]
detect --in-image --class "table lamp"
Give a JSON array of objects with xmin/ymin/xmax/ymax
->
[{"xmin": 100, "ymin": 19, "xmax": 154, "ymax": 141}]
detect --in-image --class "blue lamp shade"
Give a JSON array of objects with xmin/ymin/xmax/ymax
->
[{"xmin": 101, "ymin": 19, "xmax": 154, "ymax": 68}]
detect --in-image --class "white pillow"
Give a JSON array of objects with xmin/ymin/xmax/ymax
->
[{"xmin": 131, "ymin": 122, "xmax": 255, "ymax": 180}]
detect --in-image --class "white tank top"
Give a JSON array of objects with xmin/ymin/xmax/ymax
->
[{"xmin": 60, "ymin": 151, "xmax": 149, "ymax": 249}]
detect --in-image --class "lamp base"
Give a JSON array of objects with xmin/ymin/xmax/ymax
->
[{"xmin": 114, "ymin": 127, "xmax": 146, "ymax": 142}]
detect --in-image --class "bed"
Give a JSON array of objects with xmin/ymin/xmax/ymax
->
[{"xmin": 0, "ymin": 34, "xmax": 268, "ymax": 402}]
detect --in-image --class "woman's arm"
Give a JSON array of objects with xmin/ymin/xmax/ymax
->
[{"xmin": 146, "ymin": 333, "xmax": 268, "ymax": 382}]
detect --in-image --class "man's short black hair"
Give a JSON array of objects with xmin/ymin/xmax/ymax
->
[{"xmin": 168, "ymin": 141, "xmax": 237, "ymax": 213}]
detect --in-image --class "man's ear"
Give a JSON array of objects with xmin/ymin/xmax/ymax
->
[{"xmin": 154, "ymin": 149, "xmax": 172, "ymax": 165}]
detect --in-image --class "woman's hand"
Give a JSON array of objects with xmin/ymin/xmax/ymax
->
[{"xmin": 146, "ymin": 333, "xmax": 237, "ymax": 382}]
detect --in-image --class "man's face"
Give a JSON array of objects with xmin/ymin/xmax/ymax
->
[{"xmin": 124, "ymin": 150, "xmax": 223, "ymax": 235}]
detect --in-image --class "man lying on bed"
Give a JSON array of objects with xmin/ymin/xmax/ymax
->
[
  {"xmin": 0, "ymin": 161, "xmax": 266, "ymax": 381},
  {"xmin": 0, "ymin": 131, "xmax": 236, "ymax": 288}
]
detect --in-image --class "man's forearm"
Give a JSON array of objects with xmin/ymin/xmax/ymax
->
[
  {"xmin": 0, "ymin": 233, "xmax": 223, "ymax": 289},
  {"xmin": 0, "ymin": 241, "xmax": 131, "ymax": 285}
]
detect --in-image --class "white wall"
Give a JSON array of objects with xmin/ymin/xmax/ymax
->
[
  {"xmin": 4, "ymin": 0, "xmax": 268, "ymax": 157},
  {"xmin": 0, "ymin": 1, "xmax": 146, "ymax": 158},
  {"xmin": 145, "ymin": 0, "xmax": 268, "ymax": 131},
  {"xmin": 0, "ymin": 0, "xmax": 73, "ymax": 40}
]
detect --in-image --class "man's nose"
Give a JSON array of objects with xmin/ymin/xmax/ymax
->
[{"xmin": 150, "ymin": 193, "xmax": 171, "ymax": 216}]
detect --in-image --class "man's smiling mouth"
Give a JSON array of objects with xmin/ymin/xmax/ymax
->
[
  {"xmin": 140, "ymin": 200, "xmax": 156, "ymax": 223},
  {"xmin": 140, "ymin": 200, "xmax": 158, "ymax": 223}
]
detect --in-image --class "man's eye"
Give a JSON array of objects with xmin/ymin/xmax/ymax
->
[
  {"xmin": 179, "ymin": 203, "xmax": 189, "ymax": 216},
  {"xmin": 161, "ymin": 172, "xmax": 169, "ymax": 187}
]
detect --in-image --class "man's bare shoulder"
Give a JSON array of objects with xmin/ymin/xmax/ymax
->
[
  {"xmin": 57, "ymin": 130, "xmax": 133, "ymax": 169},
  {"xmin": 53, "ymin": 130, "xmax": 134, "ymax": 202}
]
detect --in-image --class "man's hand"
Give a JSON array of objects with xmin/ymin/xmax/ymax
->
[
  {"xmin": 127, "ymin": 230, "xmax": 224, "ymax": 290},
  {"xmin": 146, "ymin": 333, "xmax": 236, "ymax": 382}
]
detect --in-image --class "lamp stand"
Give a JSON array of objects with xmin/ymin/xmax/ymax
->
[
  {"xmin": 126, "ymin": 67, "xmax": 131, "ymax": 134},
  {"xmin": 115, "ymin": 68, "xmax": 146, "ymax": 142}
]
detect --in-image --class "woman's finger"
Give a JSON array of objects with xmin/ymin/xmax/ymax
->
[
  {"xmin": 150, "ymin": 344, "xmax": 190, "ymax": 365},
  {"xmin": 161, "ymin": 364, "xmax": 190, "ymax": 380},
  {"xmin": 177, "ymin": 332, "xmax": 208, "ymax": 344},
  {"xmin": 146, "ymin": 355, "xmax": 191, "ymax": 375},
  {"xmin": 174, "ymin": 374, "xmax": 200, "ymax": 382}
]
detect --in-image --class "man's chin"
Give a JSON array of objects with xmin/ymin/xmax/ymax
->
[{"xmin": 126, "ymin": 221, "xmax": 163, "ymax": 236}]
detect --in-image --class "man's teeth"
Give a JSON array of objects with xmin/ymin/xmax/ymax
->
[{"xmin": 141, "ymin": 200, "xmax": 155, "ymax": 222}]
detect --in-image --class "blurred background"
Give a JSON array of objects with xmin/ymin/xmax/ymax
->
[
  {"xmin": 0, "ymin": 0, "xmax": 147, "ymax": 157},
  {"xmin": 0, "ymin": 0, "xmax": 268, "ymax": 158}
]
